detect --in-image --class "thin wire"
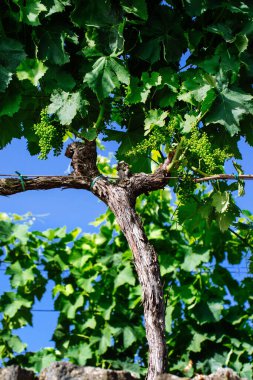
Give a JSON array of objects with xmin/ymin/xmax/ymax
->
[
  {"xmin": 0, "ymin": 174, "xmax": 64, "ymax": 178},
  {"xmin": 32, "ymin": 309, "xmax": 58, "ymax": 312},
  {"xmin": 0, "ymin": 173, "xmax": 253, "ymax": 181}
]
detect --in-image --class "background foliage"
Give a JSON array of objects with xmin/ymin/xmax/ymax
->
[{"xmin": 0, "ymin": 184, "xmax": 253, "ymax": 378}]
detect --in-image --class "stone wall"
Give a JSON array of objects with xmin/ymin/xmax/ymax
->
[{"xmin": 0, "ymin": 362, "xmax": 247, "ymax": 380}]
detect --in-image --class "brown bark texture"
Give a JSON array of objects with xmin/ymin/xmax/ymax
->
[{"xmin": 0, "ymin": 141, "xmax": 172, "ymax": 380}]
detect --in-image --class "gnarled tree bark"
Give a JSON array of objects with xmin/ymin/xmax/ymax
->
[{"xmin": 0, "ymin": 141, "xmax": 172, "ymax": 380}]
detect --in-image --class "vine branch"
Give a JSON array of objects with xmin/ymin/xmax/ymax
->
[{"xmin": 0, "ymin": 173, "xmax": 252, "ymax": 197}]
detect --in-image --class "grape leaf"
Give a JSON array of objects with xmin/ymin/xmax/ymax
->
[
  {"xmin": 84, "ymin": 57, "xmax": 130, "ymax": 100},
  {"xmin": 144, "ymin": 109, "xmax": 168, "ymax": 135},
  {"xmin": 181, "ymin": 114, "xmax": 198, "ymax": 133},
  {"xmin": 0, "ymin": 38, "xmax": 26, "ymax": 91},
  {"xmin": 212, "ymin": 191, "xmax": 230, "ymax": 213},
  {"xmin": 123, "ymin": 326, "xmax": 137, "ymax": 348},
  {"xmin": 46, "ymin": 0, "xmax": 71, "ymax": 16},
  {"xmin": 67, "ymin": 343, "xmax": 92, "ymax": 365},
  {"xmin": 98, "ymin": 325, "xmax": 113, "ymax": 354},
  {"xmin": 206, "ymin": 24, "xmax": 234, "ymax": 42},
  {"xmin": 235, "ymin": 34, "xmax": 248, "ymax": 53},
  {"xmin": 206, "ymin": 88, "xmax": 253, "ymax": 135},
  {"xmin": 126, "ymin": 72, "xmax": 161, "ymax": 104},
  {"xmin": 28, "ymin": 349, "xmax": 58, "ymax": 373},
  {"xmin": 20, "ymin": 0, "xmax": 47, "ymax": 26},
  {"xmin": 0, "ymin": 65, "xmax": 12, "ymax": 93},
  {"xmin": 0, "ymin": 38, "xmax": 19, "ymax": 69},
  {"xmin": 216, "ymin": 212, "xmax": 235, "ymax": 232},
  {"xmin": 38, "ymin": 27, "xmax": 70, "ymax": 65},
  {"xmin": 57, "ymin": 294, "xmax": 84, "ymax": 319},
  {"xmin": 120, "ymin": 0, "xmax": 148, "ymax": 20},
  {"xmin": 0, "ymin": 116, "xmax": 22, "ymax": 148},
  {"xmin": 188, "ymin": 332, "xmax": 207, "ymax": 352},
  {"xmin": 8, "ymin": 335, "xmax": 27, "ymax": 353},
  {"xmin": 159, "ymin": 67, "xmax": 179, "ymax": 93},
  {"xmin": 6, "ymin": 262, "xmax": 35, "ymax": 288},
  {"xmin": 114, "ymin": 265, "xmax": 135, "ymax": 289},
  {"xmin": 81, "ymin": 127, "xmax": 97, "ymax": 141},
  {"xmin": 42, "ymin": 67, "xmax": 76, "ymax": 92},
  {"xmin": 71, "ymin": 0, "xmax": 118, "ymax": 27},
  {"xmin": 178, "ymin": 72, "xmax": 212, "ymax": 105},
  {"xmin": 0, "ymin": 90, "xmax": 21, "ymax": 117},
  {"xmin": 181, "ymin": 251, "xmax": 210, "ymax": 272},
  {"xmin": 16, "ymin": 59, "xmax": 48, "ymax": 86},
  {"xmin": 2, "ymin": 292, "xmax": 32, "ymax": 318},
  {"xmin": 48, "ymin": 90, "xmax": 88, "ymax": 125}
]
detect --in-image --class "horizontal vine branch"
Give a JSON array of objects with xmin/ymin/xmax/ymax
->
[
  {"xmin": 0, "ymin": 176, "xmax": 91, "ymax": 196},
  {"xmin": 194, "ymin": 174, "xmax": 253, "ymax": 182},
  {"xmin": 0, "ymin": 173, "xmax": 252, "ymax": 197}
]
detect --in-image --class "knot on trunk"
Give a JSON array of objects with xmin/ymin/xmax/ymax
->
[
  {"xmin": 65, "ymin": 141, "xmax": 99, "ymax": 178},
  {"xmin": 116, "ymin": 161, "xmax": 132, "ymax": 186}
]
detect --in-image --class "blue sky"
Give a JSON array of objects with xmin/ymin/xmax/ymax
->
[{"xmin": 0, "ymin": 137, "xmax": 252, "ymax": 355}]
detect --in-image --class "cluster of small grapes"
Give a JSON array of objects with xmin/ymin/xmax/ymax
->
[
  {"xmin": 176, "ymin": 127, "xmax": 229, "ymax": 203},
  {"xmin": 128, "ymin": 116, "xmax": 180, "ymax": 157},
  {"xmin": 131, "ymin": 127, "xmax": 169, "ymax": 156},
  {"xmin": 187, "ymin": 127, "xmax": 229, "ymax": 174},
  {"xmin": 34, "ymin": 108, "xmax": 66, "ymax": 159},
  {"xmin": 176, "ymin": 174, "xmax": 197, "ymax": 204}
]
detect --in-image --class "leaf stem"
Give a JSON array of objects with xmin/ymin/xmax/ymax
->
[
  {"xmin": 167, "ymin": 138, "xmax": 185, "ymax": 172},
  {"xmin": 191, "ymin": 166, "xmax": 209, "ymax": 177},
  {"xmin": 228, "ymin": 227, "xmax": 253, "ymax": 251},
  {"xmin": 94, "ymin": 103, "xmax": 105, "ymax": 131}
]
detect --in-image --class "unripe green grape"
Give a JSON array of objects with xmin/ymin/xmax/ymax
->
[{"xmin": 34, "ymin": 108, "xmax": 66, "ymax": 159}]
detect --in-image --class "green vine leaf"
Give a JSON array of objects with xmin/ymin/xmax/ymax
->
[
  {"xmin": 126, "ymin": 72, "xmax": 161, "ymax": 104},
  {"xmin": 120, "ymin": 0, "xmax": 148, "ymax": 20},
  {"xmin": 206, "ymin": 89, "xmax": 253, "ymax": 135},
  {"xmin": 71, "ymin": 0, "xmax": 118, "ymax": 27},
  {"xmin": 114, "ymin": 265, "xmax": 136, "ymax": 289},
  {"xmin": 123, "ymin": 326, "xmax": 137, "ymax": 348},
  {"xmin": 6, "ymin": 262, "xmax": 35, "ymax": 288},
  {"xmin": 67, "ymin": 343, "xmax": 92, "ymax": 365},
  {"xmin": 48, "ymin": 90, "xmax": 88, "ymax": 125},
  {"xmin": 144, "ymin": 109, "xmax": 168, "ymax": 135},
  {"xmin": 212, "ymin": 192, "xmax": 230, "ymax": 213},
  {"xmin": 38, "ymin": 27, "xmax": 70, "ymax": 65},
  {"xmin": 18, "ymin": 0, "xmax": 47, "ymax": 26},
  {"xmin": 84, "ymin": 57, "xmax": 130, "ymax": 99},
  {"xmin": 0, "ymin": 38, "xmax": 26, "ymax": 92},
  {"xmin": 16, "ymin": 58, "xmax": 48, "ymax": 86}
]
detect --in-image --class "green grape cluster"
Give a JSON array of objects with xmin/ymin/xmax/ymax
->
[
  {"xmin": 176, "ymin": 173, "xmax": 197, "ymax": 204},
  {"xmin": 129, "ymin": 127, "xmax": 170, "ymax": 156},
  {"xmin": 186, "ymin": 127, "xmax": 229, "ymax": 174},
  {"xmin": 176, "ymin": 127, "xmax": 230, "ymax": 204},
  {"xmin": 128, "ymin": 115, "xmax": 180, "ymax": 156},
  {"xmin": 34, "ymin": 108, "xmax": 66, "ymax": 159}
]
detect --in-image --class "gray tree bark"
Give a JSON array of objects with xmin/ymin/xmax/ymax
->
[{"xmin": 106, "ymin": 186, "xmax": 167, "ymax": 379}]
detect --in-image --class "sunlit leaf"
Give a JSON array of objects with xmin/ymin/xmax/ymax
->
[
  {"xmin": 48, "ymin": 90, "xmax": 88, "ymax": 125},
  {"xmin": 84, "ymin": 57, "xmax": 130, "ymax": 100},
  {"xmin": 206, "ymin": 89, "xmax": 253, "ymax": 135},
  {"xmin": 16, "ymin": 59, "xmax": 48, "ymax": 86}
]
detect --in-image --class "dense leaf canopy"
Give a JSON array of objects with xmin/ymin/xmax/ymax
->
[{"xmin": 1, "ymin": 1, "xmax": 253, "ymax": 167}]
